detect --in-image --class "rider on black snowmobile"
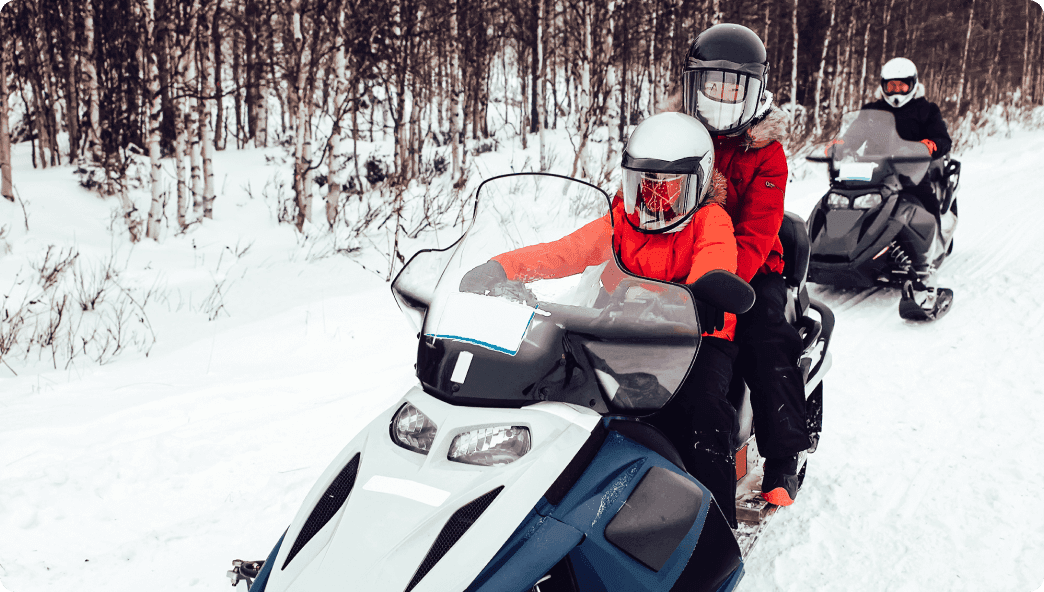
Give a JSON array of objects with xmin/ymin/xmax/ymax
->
[
  {"xmin": 863, "ymin": 57, "xmax": 954, "ymax": 310},
  {"xmin": 460, "ymin": 112, "xmax": 746, "ymax": 527},
  {"xmin": 680, "ymin": 23, "xmax": 810, "ymax": 508}
]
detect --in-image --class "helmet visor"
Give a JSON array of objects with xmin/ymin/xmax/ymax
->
[
  {"xmin": 622, "ymin": 169, "xmax": 703, "ymax": 232},
  {"xmin": 882, "ymin": 77, "xmax": 915, "ymax": 96},
  {"xmin": 682, "ymin": 69, "xmax": 763, "ymax": 134}
]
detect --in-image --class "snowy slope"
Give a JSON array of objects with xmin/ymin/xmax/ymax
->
[{"xmin": 1, "ymin": 127, "xmax": 1043, "ymax": 592}]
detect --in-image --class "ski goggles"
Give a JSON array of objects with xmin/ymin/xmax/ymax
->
[{"xmin": 882, "ymin": 78, "xmax": 914, "ymax": 95}]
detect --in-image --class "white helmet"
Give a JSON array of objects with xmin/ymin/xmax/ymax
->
[
  {"xmin": 881, "ymin": 57, "xmax": 918, "ymax": 108},
  {"xmin": 621, "ymin": 112, "xmax": 715, "ymax": 234}
]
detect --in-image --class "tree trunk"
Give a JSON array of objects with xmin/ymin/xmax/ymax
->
[
  {"xmin": 570, "ymin": 5, "xmax": 592, "ymax": 179},
  {"xmin": 289, "ymin": 0, "xmax": 312, "ymax": 231},
  {"xmin": 232, "ymin": 21, "xmax": 243, "ymax": 148},
  {"xmin": 175, "ymin": 97, "xmax": 189, "ymax": 230},
  {"xmin": 29, "ymin": 11, "xmax": 61, "ymax": 167},
  {"xmin": 1023, "ymin": 0, "xmax": 1032, "ymax": 104},
  {"xmin": 984, "ymin": 0, "xmax": 1004, "ymax": 108},
  {"xmin": 788, "ymin": 0, "xmax": 799, "ymax": 124},
  {"xmin": 325, "ymin": 8, "xmax": 347, "ymax": 228},
  {"xmin": 83, "ymin": 0, "xmax": 103, "ymax": 164},
  {"xmin": 538, "ymin": 0, "xmax": 548, "ymax": 170},
  {"xmin": 212, "ymin": 1, "xmax": 224, "ymax": 150},
  {"xmin": 648, "ymin": 4, "xmax": 657, "ymax": 114},
  {"xmin": 146, "ymin": 0, "xmax": 165, "ymax": 241},
  {"xmin": 812, "ymin": 0, "xmax": 836, "ymax": 136},
  {"xmin": 858, "ymin": 16, "xmax": 871, "ymax": 103},
  {"xmin": 199, "ymin": 0, "xmax": 218, "ymax": 219},
  {"xmin": 880, "ymin": 0, "xmax": 896, "ymax": 76},
  {"xmin": 1, "ymin": 42, "xmax": 12, "ymax": 202},
  {"xmin": 60, "ymin": 0, "xmax": 80, "ymax": 161},
  {"xmin": 449, "ymin": 0, "xmax": 461, "ymax": 184},
  {"xmin": 955, "ymin": 0, "xmax": 975, "ymax": 113}
]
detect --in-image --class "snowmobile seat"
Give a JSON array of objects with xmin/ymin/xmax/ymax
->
[{"xmin": 778, "ymin": 211, "xmax": 810, "ymax": 288}]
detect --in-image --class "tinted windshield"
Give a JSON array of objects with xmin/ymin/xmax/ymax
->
[
  {"xmin": 826, "ymin": 109, "xmax": 931, "ymax": 185},
  {"xmin": 392, "ymin": 173, "xmax": 701, "ymax": 414}
]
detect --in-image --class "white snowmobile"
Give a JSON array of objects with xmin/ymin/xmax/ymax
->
[
  {"xmin": 806, "ymin": 109, "xmax": 960, "ymax": 321},
  {"xmin": 229, "ymin": 173, "xmax": 833, "ymax": 592}
]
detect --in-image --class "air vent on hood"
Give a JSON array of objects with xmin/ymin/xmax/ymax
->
[
  {"xmin": 282, "ymin": 453, "xmax": 361, "ymax": 570},
  {"xmin": 404, "ymin": 486, "xmax": 504, "ymax": 592}
]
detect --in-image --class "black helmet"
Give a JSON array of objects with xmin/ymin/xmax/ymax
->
[{"xmin": 682, "ymin": 24, "xmax": 770, "ymax": 136}]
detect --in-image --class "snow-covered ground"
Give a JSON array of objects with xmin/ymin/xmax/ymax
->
[{"xmin": 1, "ymin": 124, "xmax": 1043, "ymax": 592}]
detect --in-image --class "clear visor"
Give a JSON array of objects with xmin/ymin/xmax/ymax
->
[
  {"xmin": 682, "ymin": 69, "xmax": 763, "ymax": 134},
  {"xmin": 621, "ymin": 170, "xmax": 701, "ymax": 232}
]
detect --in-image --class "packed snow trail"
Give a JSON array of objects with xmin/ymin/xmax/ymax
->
[
  {"xmin": 1, "ymin": 129, "xmax": 1043, "ymax": 592},
  {"xmin": 737, "ymin": 129, "xmax": 1044, "ymax": 591}
]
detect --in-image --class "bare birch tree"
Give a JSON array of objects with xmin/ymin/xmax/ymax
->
[
  {"xmin": 199, "ymin": 0, "xmax": 218, "ymax": 219},
  {"xmin": 83, "ymin": 0, "xmax": 102, "ymax": 164},
  {"xmin": 145, "ymin": 0, "xmax": 165, "ymax": 241},
  {"xmin": 1, "ymin": 34, "xmax": 12, "ymax": 202},
  {"xmin": 812, "ymin": 0, "xmax": 836, "ymax": 136},
  {"xmin": 955, "ymin": 0, "xmax": 974, "ymax": 112}
]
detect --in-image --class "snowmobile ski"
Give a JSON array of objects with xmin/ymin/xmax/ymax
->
[{"xmin": 899, "ymin": 282, "xmax": 953, "ymax": 321}]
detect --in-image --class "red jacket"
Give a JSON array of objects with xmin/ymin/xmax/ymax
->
[
  {"xmin": 493, "ymin": 196, "xmax": 739, "ymax": 339},
  {"xmin": 713, "ymin": 110, "xmax": 789, "ymax": 282}
]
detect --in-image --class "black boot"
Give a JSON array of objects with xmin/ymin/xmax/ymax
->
[
  {"xmin": 761, "ymin": 454, "xmax": 801, "ymax": 507},
  {"xmin": 685, "ymin": 447, "xmax": 738, "ymax": 529}
]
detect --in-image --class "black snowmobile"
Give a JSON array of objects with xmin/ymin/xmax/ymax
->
[{"xmin": 805, "ymin": 109, "xmax": 960, "ymax": 321}]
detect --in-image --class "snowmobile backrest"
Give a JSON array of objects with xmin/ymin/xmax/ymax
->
[{"xmin": 779, "ymin": 211, "xmax": 810, "ymax": 288}]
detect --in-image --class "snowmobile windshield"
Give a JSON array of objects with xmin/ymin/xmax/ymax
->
[
  {"xmin": 821, "ymin": 109, "xmax": 932, "ymax": 185},
  {"xmin": 391, "ymin": 173, "xmax": 702, "ymax": 414}
]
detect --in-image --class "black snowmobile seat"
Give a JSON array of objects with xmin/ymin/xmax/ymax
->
[{"xmin": 778, "ymin": 211, "xmax": 810, "ymax": 288}]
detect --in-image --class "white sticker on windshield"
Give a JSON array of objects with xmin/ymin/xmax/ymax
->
[
  {"xmin": 837, "ymin": 162, "xmax": 878, "ymax": 182},
  {"xmin": 450, "ymin": 351, "xmax": 474, "ymax": 383},
  {"xmin": 426, "ymin": 292, "xmax": 538, "ymax": 356}
]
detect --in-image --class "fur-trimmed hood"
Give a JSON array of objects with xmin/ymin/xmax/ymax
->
[{"xmin": 741, "ymin": 91, "xmax": 788, "ymax": 150}]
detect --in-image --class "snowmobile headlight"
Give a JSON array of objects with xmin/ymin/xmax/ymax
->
[
  {"xmin": 448, "ymin": 426, "xmax": 531, "ymax": 466},
  {"xmin": 852, "ymin": 193, "xmax": 883, "ymax": 209},
  {"xmin": 826, "ymin": 193, "xmax": 850, "ymax": 209},
  {"xmin": 391, "ymin": 402, "xmax": 438, "ymax": 454}
]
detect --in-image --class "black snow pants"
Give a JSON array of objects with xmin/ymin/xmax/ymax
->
[
  {"xmin": 650, "ymin": 336, "xmax": 740, "ymax": 528},
  {"xmin": 734, "ymin": 272, "xmax": 811, "ymax": 459}
]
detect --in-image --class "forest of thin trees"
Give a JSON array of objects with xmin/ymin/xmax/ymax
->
[{"xmin": 1, "ymin": 0, "xmax": 1042, "ymax": 241}]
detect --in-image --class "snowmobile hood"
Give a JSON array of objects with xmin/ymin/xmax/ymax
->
[{"xmin": 263, "ymin": 387, "xmax": 600, "ymax": 592}]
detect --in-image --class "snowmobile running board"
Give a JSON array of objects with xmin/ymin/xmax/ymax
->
[
  {"xmin": 899, "ymin": 285, "xmax": 954, "ymax": 321},
  {"xmin": 732, "ymin": 439, "xmax": 804, "ymax": 558}
]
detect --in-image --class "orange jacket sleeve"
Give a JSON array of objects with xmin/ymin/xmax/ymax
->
[
  {"xmin": 683, "ymin": 204, "xmax": 739, "ymax": 340},
  {"xmin": 492, "ymin": 214, "xmax": 613, "ymax": 282},
  {"xmin": 683, "ymin": 204, "xmax": 738, "ymax": 284}
]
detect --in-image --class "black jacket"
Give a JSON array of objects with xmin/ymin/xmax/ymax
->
[{"xmin": 862, "ymin": 97, "xmax": 952, "ymax": 158}]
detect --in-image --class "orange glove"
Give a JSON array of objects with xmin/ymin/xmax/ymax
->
[{"xmin": 920, "ymin": 138, "xmax": 937, "ymax": 155}]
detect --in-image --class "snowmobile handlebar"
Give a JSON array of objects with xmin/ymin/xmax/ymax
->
[
  {"xmin": 805, "ymin": 154, "xmax": 932, "ymax": 164},
  {"xmin": 533, "ymin": 270, "xmax": 753, "ymax": 340},
  {"xmin": 534, "ymin": 301, "xmax": 702, "ymax": 341}
]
